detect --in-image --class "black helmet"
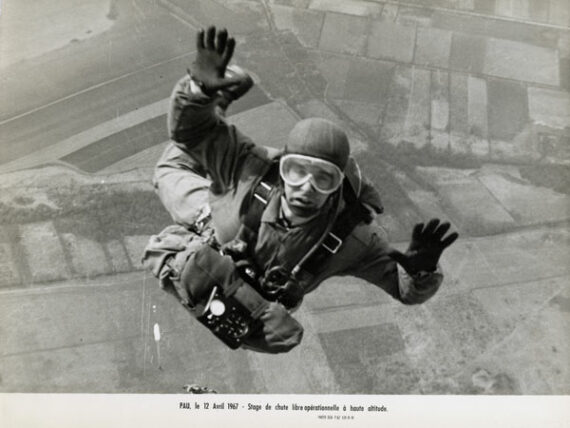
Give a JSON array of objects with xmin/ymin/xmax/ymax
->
[{"xmin": 285, "ymin": 118, "xmax": 350, "ymax": 171}]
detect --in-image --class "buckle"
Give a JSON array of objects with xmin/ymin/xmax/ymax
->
[
  {"xmin": 253, "ymin": 193, "xmax": 268, "ymax": 204},
  {"xmin": 322, "ymin": 232, "xmax": 342, "ymax": 254},
  {"xmin": 253, "ymin": 181, "xmax": 272, "ymax": 205}
]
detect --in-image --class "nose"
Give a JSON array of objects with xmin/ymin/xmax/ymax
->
[{"xmin": 299, "ymin": 178, "xmax": 316, "ymax": 194}]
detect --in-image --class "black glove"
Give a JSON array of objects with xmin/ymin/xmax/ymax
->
[
  {"xmin": 218, "ymin": 65, "xmax": 254, "ymax": 111},
  {"xmin": 191, "ymin": 26, "xmax": 245, "ymax": 96},
  {"xmin": 254, "ymin": 301, "xmax": 303, "ymax": 353},
  {"xmin": 388, "ymin": 218, "xmax": 458, "ymax": 275}
]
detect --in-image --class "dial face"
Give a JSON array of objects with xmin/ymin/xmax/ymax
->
[{"xmin": 210, "ymin": 299, "xmax": 226, "ymax": 316}]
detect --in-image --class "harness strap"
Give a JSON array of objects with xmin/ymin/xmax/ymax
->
[
  {"xmin": 237, "ymin": 161, "xmax": 279, "ymax": 243},
  {"xmin": 299, "ymin": 179, "xmax": 368, "ymax": 277}
]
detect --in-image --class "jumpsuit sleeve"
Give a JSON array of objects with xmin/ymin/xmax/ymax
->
[
  {"xmin": 346, "ymin": 226, "xmax": 443, "ymax": 305},
  {"xmin": 153, "ymin": 144, "xmax": 212, "ymax": 229},
  {"xmin": 153, "ymin": 74, "xmax": 256, "ymax": 226}
]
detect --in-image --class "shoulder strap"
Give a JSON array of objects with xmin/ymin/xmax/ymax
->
[
  {"xmin": 292, "ymin": 178, "xmax": 369, "ymax": 277},
  {"xmin": 238, "ymin": 160, "xmax": 279, "ymax": 242}
]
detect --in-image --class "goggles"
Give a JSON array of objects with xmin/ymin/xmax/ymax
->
[{"xmin": 279, "ymin": 154, "xmax": 344, "ymax": 194}]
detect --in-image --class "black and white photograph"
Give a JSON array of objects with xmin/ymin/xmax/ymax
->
[{"xmin": 0, "ymin": 0, "xmax": 569, "ymax": 426}]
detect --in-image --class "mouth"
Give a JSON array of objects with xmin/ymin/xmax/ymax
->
[
  {"xmin": 291, "ymin": 196, "xmax": 313, "ymax": 207},
  {"xmin": 287, "ymin": 196, "xmax": 319, "ymax": 216}
]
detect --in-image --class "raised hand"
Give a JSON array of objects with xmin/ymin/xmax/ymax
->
[
  {"xmin": 388, "ymin": 218, "xmax": 458, "ymax": 275},
  {"xmin": 191, "ymin": 26, "xmax": 244, "ymax": 95}
]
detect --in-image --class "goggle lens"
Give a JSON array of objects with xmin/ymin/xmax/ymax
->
[{"xmin": 280, "ymin": 154, "xmax": 343, "ymax": 194}]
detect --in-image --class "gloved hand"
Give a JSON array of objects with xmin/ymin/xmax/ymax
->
[
  {"xmin": 387, "ymin": 218, "xmax": 458, "ymax": 275},
  {"xmin": 191, "ymin": 26, "xmax": 246, "ymax": 96},
  {"xmin": 276, "ymin": 280, "xmax": 304, "ymax": 309},
  {"xmin": 241, "ymin": 301, "xmax": 304, "ymax": 354},
  {"xmin": 258, "ymin": 302, "xmax": 303, "ymax": 351},
  {"xmin": 218, "ymin": 65, "xmax": 254, "ymax": 111}
]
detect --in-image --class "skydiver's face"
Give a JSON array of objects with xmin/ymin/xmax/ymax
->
[
  {"xmin": 279, "ymin": 153, "xmax": 344, "ymax": 219},
  {"xmin": 282, "ymin": 180, "xmax": 330, "ymax": 217}
]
